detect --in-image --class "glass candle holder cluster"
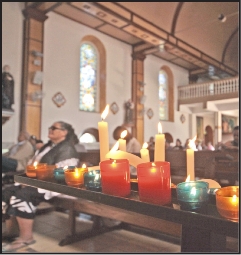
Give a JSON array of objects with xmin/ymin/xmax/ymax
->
[
  {"xmin": 100, "ymin": 159, "xmax": 130, "ymax": 197},
  {"xmin": 176, "ymin": 181, "xmax": 209, "ymax": 211},
  {"xmin": 137, "ymin": 161, "xmax": 171, "ymax": 205},
  {"xmin": 216, "ymin": 186, "xmax": 239, "ymax": 221}
]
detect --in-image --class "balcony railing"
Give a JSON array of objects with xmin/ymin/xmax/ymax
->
[{"xmin": 178, "ymin": 77, "xmax": 239, "ymax": 100}]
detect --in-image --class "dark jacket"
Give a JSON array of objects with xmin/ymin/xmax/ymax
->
[{"xmin": 39, "ymin": 140, "xmax": 79, "ymax": 165}]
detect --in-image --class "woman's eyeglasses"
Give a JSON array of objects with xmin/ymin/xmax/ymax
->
[{"xmin": 49, "ymin": 126, "xmax": 64, "ymax": 131}]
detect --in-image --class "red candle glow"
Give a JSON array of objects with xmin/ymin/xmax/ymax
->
[
  {"xmin": 100, "ymin": 159, "xmax": 130, "ymax": 197},
  {"xmin": 137, "ymin": 161, "xmax": 171, "ymax": 205}
]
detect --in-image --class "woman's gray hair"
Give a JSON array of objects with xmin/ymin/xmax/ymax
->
[{"xmin": 57, "ymin": 121, "xmax": 79, "ymax": 145}]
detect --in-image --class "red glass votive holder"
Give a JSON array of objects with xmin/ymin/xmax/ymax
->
[
  {"xmin": 64, "ymin": 167, "xmax": 88, "ymax": 187},
  {"xmin": 216, "ymin": 186, "xmax": 239, "ymax": 221},
  {"xmin": 36, "ymin": 165, "xmax": 56, "ymax": 180},
  {"xmin": 26, "ymin": 163, "xmax": 47, "ymax": 178},
  {"xmin": 137, "ymin": 161, "xmax": 171, "ymax": 205},
  {"xmin": 100, "ymin": 159, "xmax": 130, "ymax": 197}
]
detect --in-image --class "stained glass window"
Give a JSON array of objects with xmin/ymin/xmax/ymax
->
[
  {"xmin": 79, "ymin": 43, "xmax": 99, "ymax": 112},
  {"xmin": 158, "ymin": 70, "xmax": 168, "ymax": 120}
]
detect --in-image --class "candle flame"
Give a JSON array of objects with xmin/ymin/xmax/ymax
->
[
  {"xmin": 74, "ymin": 168, "xmax": 79, "ymax": 177},
  {"xmin": 94, "ymin": 173, "xmax": 100, "ymax": 181},
  {"xmin": 33, "ymin": 161, "xmax": 38, "ymax": 167},
  {"xmin": 185, "ymin": 175, "xmax": 190, "ymax": 182},
  {"xmin": 188, "ymin": 136, "xmax": 197, "ymax": 150},
  {"xmin": 158, "ymin": 122, "xmax": 162, "ymax": 134},
  {"xmin": 82, "ymin": 164, "xmax": 87, "ymax": 168},
  {"xmin": 120, "ymin": 130, "xmax": 127, "ymax": 139},
  {"xmin": 232, "ymin": 195, "xmax": 237, "ymax": 203},
  {"xmin": 150, "ymin": 162, "xmax": 156, "ymax": 172},
  {"xmin": 142, "ymin": 142, "xmax": 148, "ymax": 149},
  {"xmin": 111, "ymin": 159, "xmax": 117, "ymax": 166},
  {"xmin": 63, "ymin": 166, "xmax": 68, "ymax": 169},
  {"xmin": 101, "ymin": 104, "xmax": 109, "ymax": 120},
  {"xmin": 110, "ymin": 141, "xmax": 119, "ymax": 153},
  {"xmin": 190, "ymin": 187, "xmax": 197, "ymax": 195}
]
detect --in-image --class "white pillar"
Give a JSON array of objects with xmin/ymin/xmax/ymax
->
[
  {"xmin": 214, "ymin": 112, "xmax": 222, "ymax": 145},
  {"xmin": 189, "ymin": 113, "xmax": 196, "ymax": 138}
]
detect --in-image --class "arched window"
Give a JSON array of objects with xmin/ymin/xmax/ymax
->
[
  {"xmin": 159, "ymin": 70, "xmax": 168, "ymax": 120},
  {"xmin": 158, "ymin": 66, "xmax": 174, "ymax": 122},
  {"xmin": 80, "ymin": 43, "xmax": 99, "ymax": 112},
  {"xmin": 79, "ymin": 35, "xmax": 106, "ymax": 113}
]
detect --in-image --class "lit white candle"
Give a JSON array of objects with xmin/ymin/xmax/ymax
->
[
  {"xmin": 186, "ymin": 136, "xmax": 196, "ymax": 181},
  {"xmin": 118, "ymin": 130, "xmax": 127, "ymax": 151},
  {"xmin": 140, "ymin": 142, "xmax": 150, "ymax": 162},
  {"xmin": 98, "ymin": 105, "xmax": 110, "ymax": 162},
  {"xmin": 105, "ymin": 141, "xmax": 145, "ymax": 168},
  {"xmin": 154, "ymin": 122, "xmax": 165, "ymax": 161}
]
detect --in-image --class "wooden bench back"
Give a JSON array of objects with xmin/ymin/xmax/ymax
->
[{"xmin": 78, "ymin": 149, "xmax": 239, "ymax": 186}]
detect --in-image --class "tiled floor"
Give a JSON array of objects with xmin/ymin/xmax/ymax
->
[
  {"xmin": 2, "ymin": 209, "xmax": 181, "ymax": 253},
  {"xmin": 2, "ymin": 208, "xmax": 239, "ymax": 253}
]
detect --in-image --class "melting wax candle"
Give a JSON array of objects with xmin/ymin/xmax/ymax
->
[
  {"xmin": 64, "ymin": 164, "xmax": 88, "ymax": 187},
  {"xmin": 118, "ymin": 130, "xmax": 127, "ymax": 151},
  {"xmin": 98, "ymin": 105, "xmax": 110, "ymax": 161},
  {"xmin": 137, "ymin": 161, "xmax": 171, "ymax": 205},
  {"xmin": 140, "ymin": 142, "xmax": 150, "ymax": 162},
  {"xmin": 105, "ymin": 142, "xmax": 145, "ymax": 167},
  {"xmin": 186, "ymin": 136, "xmax": 197, "ymax": 181},
  {"xmin": 216, "ymin": 186, "xmax": 239, "ymax": 221},
  {"xmin": 36, "ymin": 164, "xmax": 56, "ymax": 180},
  {"xmin": 100, "ymin": 159, "xmax": 130, "ymax": 197},
  {"xmin": 26, "ymin": 162, "xmax": 47, "ymax": 178},
  {"xmin": 154, "ymin": 122, "xmax": 165, "ymax": 161},
  {"xmin": 176, "ymin": 180, "xmax": 209, "ymax": 211}
]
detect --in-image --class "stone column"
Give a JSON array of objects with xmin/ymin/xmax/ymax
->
[
  {"xmin": 214, "ymin": 112, "xmax": 222, "ymax": 146},
  {"xmin": 131, "ymin": 52, "xmax": 146, "ymax": 145},
  {"xmin": 20, "ymin": 7, "xmax": 48, "ymax": 138}
]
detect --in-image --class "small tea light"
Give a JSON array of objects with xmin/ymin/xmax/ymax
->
[
  {"xmin": 84, "ymin": 170, "xmax": 102, "ymax": 192},
  {"xmin": 176, "ymin": 177, "xmax": 209, "ymax": 211},
  {"xmin": 54, "ymin": 166, "xmax": 68, "ymax": 182},
  {"xmin": 26, "ymin": 162, "xmax": 47, "ymax": 178},
  {"xmin": 36, "ymin": 164, "xmax": 56, "ymax": 180},
  {"xmin": 64, "ymin": 164, "xmax": 88, "ymax": 187},
  {"xmin": 216, "ymin": 186, "xmax": 239, "ymax": 221}
]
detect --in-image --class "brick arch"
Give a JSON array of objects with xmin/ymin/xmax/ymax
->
[
  {"xmin": 160, "ymin": 65, "xmax": 174, "ymax": 122},
  {"xmin": 80, "ymin": 35, "xmax": 106, "ymax": 113}
]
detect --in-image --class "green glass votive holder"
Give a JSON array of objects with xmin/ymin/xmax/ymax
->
[
  {"xmin": 176, "ymin": 181, "xmax": 209, "ymax": 211},
  {"xmin": 84, "ymin": 170, "xmax": 102, "ymax": 192},
  {"xmin": 53, "ymin": 167, "xmax": 65, "ymax": 182}
]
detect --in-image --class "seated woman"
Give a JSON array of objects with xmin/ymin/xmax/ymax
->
[{"xmin": 2, "ymin": 121, "xmax": 80, "ymax": 252}]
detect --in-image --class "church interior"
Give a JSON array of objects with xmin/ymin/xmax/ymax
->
[{"xmin": 2, "ymin": 2, "xmax": 239, "ymax": 253}]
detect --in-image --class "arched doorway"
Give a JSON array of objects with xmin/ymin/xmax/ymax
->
[
  {"xmin": 164, "ymin": 132, "xmax": 173, "ymax": 143},
  {"xmin": 204, "ymin": 126, "xmax": 213, "ymax": 146}
]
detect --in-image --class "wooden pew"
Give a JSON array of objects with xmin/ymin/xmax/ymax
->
[{"xmin": 78, "ymin": 149, "xmax": 239, "ymax": 186}]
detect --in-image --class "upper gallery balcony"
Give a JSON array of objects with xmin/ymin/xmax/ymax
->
[{"xmin": 177, "ymin": 77, "xmax": 239, "ymax": 113}]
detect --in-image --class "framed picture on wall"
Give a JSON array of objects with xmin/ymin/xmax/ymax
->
[{"xmin": 222, "ymin": 114, "xmax": 237, "ymax": 134}]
